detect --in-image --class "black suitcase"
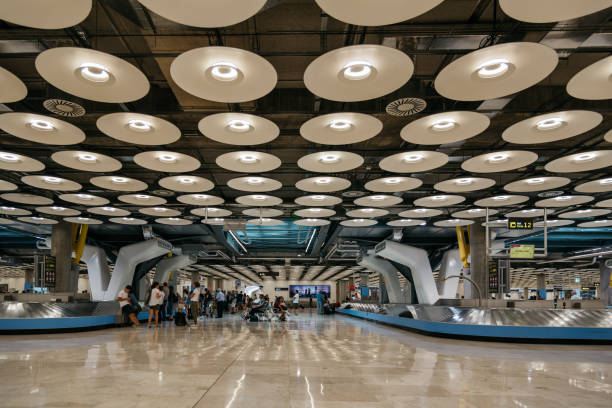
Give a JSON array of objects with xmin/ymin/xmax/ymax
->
[{"xmin": 174, "ymin": 312, "xmax": 187, "ymax": 326}]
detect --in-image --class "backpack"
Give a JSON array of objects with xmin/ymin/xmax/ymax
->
[
  {"xmin": 169, "ymin": 292, "xmax": 178, "ymax": 303},
  {"xmin": 174, "ymin": 311, "xmax": 186, "ymax": 326}
]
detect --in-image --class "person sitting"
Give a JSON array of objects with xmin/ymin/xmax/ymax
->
[
  {"xmin": 117, "ymin": 285, "xmax": 139, "ymax": 327},
  {"xmin": 274, "ymin": 296, "xmax": 288, "ymax": 321}
]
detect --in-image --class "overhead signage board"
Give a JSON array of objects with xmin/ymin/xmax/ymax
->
[
  {"xmin": 508, "ymin": 218, "xmax": 533, "ymax": 230},
  {"xmin": 509, "ymin": 244, "xmax": 535, "ymax": 259}
]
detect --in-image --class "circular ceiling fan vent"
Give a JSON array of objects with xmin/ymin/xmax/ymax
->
[
  {"xmin": 386, "ymin": 97, "xmax": 426, "ymax": 117},
  {"xmin": 538, "ymin": 190, "xmax": 564, "ymax": 198},
  {"xmin": 43, "ymin": 99, "xmax": 86, "ymax": 117},
  {"xmin": 342, "ymin": 190, "xmax": 366, "ymax": 198},
  {"xmin": 151, "ymin": 189, "xmax": 175, "ymax": 197}
]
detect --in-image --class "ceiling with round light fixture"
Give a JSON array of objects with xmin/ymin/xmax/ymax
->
[
  {"xmin": 379, "ymin": 151, "xmax": 449, "ymax": 173},
  {"xmin": 198, "ymin": 113, "xmax": 279, "ymax": 146},
  {"xmin": 133, "ymin": 151, "xmax": 200, "ymax": 173},
  {"xmin": 502, "ymin": 111, "xmax": 603, "ymax": 144},
  {"xmin": 227, "ymin": 176, "xmax": 282, "ymax": 193},
  {"xmin": 295, "ymin": 177, "xmax": 351, "ymax": 193},
  {"xmin": 236, "ymin": 194, "xmax": 282, "ymax": 207},
  {"xmin": 0, "ymin": 113, "xmax": 85, "ymax": 145},
  {"xmin": 504, "ymin": 177, "xmax": 571, "ymax": 193},
  {"xmin": 535, "ymin": 195, "xmax": 595, "ymax": 208},
  {"xmin": 0, "ymin": 67, "xmax": 27, "ymax": 103},
  {"xmin": 461, "ymin": 151, "xmax": 538, "ymax": 173},
  {"xmin": 90, "ymin": 176, "xmax": 148, "ymax": 192},
  {"xmin": 215, "ymin": 151, "xmax": 281, "ymax": 173},
  {"xmin": 51, "ymin": 151, "xmax": 121, "ymax": 172},
  {"xmin": 0, "ymin": 0, "xmax": 92, "ymax": 29},
  {"xmin": 364, "ymin": 177, "xmax": 422, "ymax": 193},
  {"xmin": 545, "ymin": 151, "xmax": 612, "ymax": 173},
  {"xmin": 96, "ymin": 113, "xmax": 181, "ymax": 146},
  {"xmin": 400, "ymin": 111, "xmax": 490, "ymax": 145},
  {"xmin": 300, "ymin": 113, "xmax": 383, "ymax": 145},
  {"xmin": 297, "ymin": 151, "xmax": 364, "ymax": 173},
  {"xmin": 499, "ymin": 0, "xmax": 612, "ymax": 23},
  {"xmin": 158, "ymin": 175, "xmax": 214, "ymax": 193},
  {"xmin": 314, "ymin": 0, "xmax": 444, "ymax": 26},
  {"xmin": 117, "ymin": 194, "xmax": 166, "ymax": 206},
  {"xmin": 434, "ymin": 177, "xmax": 495, "ymax": 193}
]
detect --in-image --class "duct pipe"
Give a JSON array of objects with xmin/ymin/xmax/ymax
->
[
  {"xmin": 153, "ymin": 255, "xmax": 196, "ymax": 284},
  {"xmin": 81, "ymin": 245, "xmax": 111, "ymax": 301}
]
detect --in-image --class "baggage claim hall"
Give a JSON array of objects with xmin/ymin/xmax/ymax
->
[{"xmin": 1, "ymin": 1, "xmax": 612, "ymax": 407}]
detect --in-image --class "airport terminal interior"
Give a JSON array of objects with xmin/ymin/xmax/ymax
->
[{"xmin": 1, "ymin": 0, "xmax": 612, "ymax": 407}]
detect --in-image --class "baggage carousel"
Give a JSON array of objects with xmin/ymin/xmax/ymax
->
[
  {"xmin": 0, "ymin": 301, "xmax": 148, "ymax": 333},
  {"xmin": 337, "ymin": 303, "xmax": 612, "ymax": 343}
]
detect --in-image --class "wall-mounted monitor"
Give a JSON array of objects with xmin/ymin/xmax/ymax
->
[{"xmin": 289, "ymin": 285, "xmax": 330, "ymax": 298}]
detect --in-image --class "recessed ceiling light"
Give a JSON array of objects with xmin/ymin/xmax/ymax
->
[
  {"xmin": 178, "ymin": 177, "xmax": 195, "ymax": 185},
  {"xmin": 315, "ymin": 178, "xmax": 331, "ymax": 185},
  {"xmin": 153, "ymin": 207, "xmax": 167, "ymax": 212},
  {"xmin": 123, "ymin": 217, "xmax": 134, "ymax": 221},
  {"xmin": 246, "ymin": 177, "xmax": 263, "ymax": 185},
  {"xmin": 403, "ymin": 153, "xmax": 424, "ymax": 163},
  {"xmin": 449, "ymin": 219, "xmax": 461, "ymax": 223},
  {"xmin": 371, "ymin": 195, "xmax": 385, "ymax": 200},
  {"xmin": 77, "ymin": 153, "xmax": 98, "ymax": 163},
  {"xmin": 111, "ymin": 177, "xmax": 128, "ymax": 184},
  {"xmin": 210, "ymin": 62, "xmax": 239, "ymax": 82},
  {"xmin": 477, "ymin": 59, "xmax": 510, "ymax": 79},
  {"xmin": 319, "ymin": 154, "xmax": 340, "ymax": 164},
  {"xmin": 384, "ymin": 178, "xmax": 401, "ymax": 184},
  {"xmin": 431, "ymin": 119, "xmax": 457, "ymax": 132},
  {"xmin": 211, "ymin": 218, "xmax": 224, "ymax": 222},
  {"xmin": 103, "ymin": 207, "xmax": 116, "ymax": 212},
  {"xmin": 362, "ymin": 208, "xmax": 374, "ymax": 213},
  {"xmin": 194, "ymin": 194, "xmax": 209, "ymax": 200},
  {"xmin": 468, "ymin": 209, "xmax": 483, "ymax": 213},
  {"xmin": 354, "ymin": 218, "xmax": 366, "ymax": 223},
  {"xmin": 43, "ymin": 176, "xmax": 61, "ymax": 184},
  {"xmin": 328, "ymin": 120, "xmax": 352, "ymax": 131},
  {"xmin": 573, "ymin": 153, "xmax": 597, "ymax": 163},
  {"xmin": 51, "ymin": 206, "xmax": 65, "ymax": 211},
  {"xmin": 238, "ymin": 154, "xmax": 258, "ymax": 164},
  {"xmin": 78, "ymin": 63, "xmax": 111, "ymax": 83},
  {"xmin": 414, "ymin": 209, "xmax": 427, "ymax": 213},
  {"xmin": 127, "ymin": 119, "xmax": 152, "ymax": 132},
  {"xmin": 0, "ymin": 206, "xmax": 15, "ymax": 211},
  {"xmin": 32, "ymin": 216, "xmax": 44, "ymax": 221},
  {"xmin": 135, "ymin": 194, "xmax": 150, "ymax": 199},
  {"xmin": 342, "ymin": 61, "xmax": 372, "ymax": 81},
  {"xmin": 29, "ymin": 119, "xmax": 55, "ymax": 132},
  {"xmin": 312, "ymin": 195, "xmax": 325, "ymax": 201},
  {"xmin": 252, "ymin": 195, "xmax": 266, "ymax": 200},
  {"xmin": 306, "ymin": 218, "xmax": 317, "ymax": 222},
  {"xmin": 0, "ymin": 153, "xmax": 20, "ymax": 163},
  {"xmin": 600, "ymin": 178, "xmax": 612, "ymax": 185},
  {"xmin": 554, "ymin": 196, "xmax": 572, "ymax": 201},
  {"xmin": 493, "ymin": 195, "xmax": 509, "ymax": 201},
  {"xmin": 227, "ymin": 119, "xmax": 251, "ymax": 133},
  {"xmin": 487, "ymin": 153, "xmax": 509, "ymax": 164},
  {"xmin": 526, "ymin": 178, "xmax": 545, "ymax": 185},
  {"xmin": 168, "ymin": 217, "xmax": 180, "ymax": 221},
  {"xmin": 157, "ymin": 154, "xmax": 177, "ymax": 164},
  {"xmin": 521, "ymin": 209, "xmax": 537, "ymax": 213},
  {"xmin": 77, "ymin": 194, "xmax": 93, "ymax": 200},
  {"xmin": 310, "ymin": 208, "xmax": 321, "ymax": 212},
  {"xmin": 207, "ymin": 208, "xmax": 218, "ymax": 212},
  {"xmin": 535, "ymin": 117, "xmax": 564, "ymax": 131},
  {"xmin": 576, "ymin": 209, "xmax": 592, "ymax": 214},
  {"xmin": 431, "ymin": 195, "xmax": 447, "ymax": 201},
  {"xmin": 455, "ymin": 178, "xmax": 473, "ymax": 185}
]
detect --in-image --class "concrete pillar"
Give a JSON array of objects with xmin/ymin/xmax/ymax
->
[
  {"xmin": 190, "ymin": 271, "xmax": 199, "ymax": 286},
  {"xmin": 466, "ymin": 222, "xmax": 487, "ymax": 300},
  {"xmin": 600, "ymin": 260, "xmax": 612, "ymax": 307},
  {"xmin": 523, "ymin": 287, "xmax": 529, "ymax": 300},
  {"xmin": 207, "ymin": 276, "xmax": 214, "ymax": 290},
  {"xmin": 51, "ymin": 221, "xmax": 77, "ymax": 293},
  {"xmin": 24, "ymin": 268, "xmax": 34, "ymax": 290},
  {"xmin": 536, "ymin": 273, "xmax": 546, "ymax": 300}
]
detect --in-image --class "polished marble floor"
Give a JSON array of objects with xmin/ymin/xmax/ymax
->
[{"xmin": 1, "ymin": 312, "xmax": 611, "ymax": 407}]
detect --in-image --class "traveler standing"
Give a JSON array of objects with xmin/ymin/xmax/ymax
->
[
  {"xmin": 189, "ymin": 282, "xmax": 201, "ymax": 324},
  {"xmin": 167, "ymin": 286, "xmax": 178, "ymax": 320},
  {"xmin": 293, "ymin": 291, "xmax": 300, "ymax": 314},
  {"xmin": 117, "ymin": 285, "xmax": 140, "ymax": 326},
  {"xmin": 316, "ymin": 290, "xmax": 324, "ymax": 315},
  {"xmin": 216, "ymin": 288, "xmax": 226, "ymax": 318},
  {"xmin": 161, "ymin": 282, "xmax": 170, "ymax": 320},
  {"xmin": 147, "ymin": 282, "xmax": 164, "ymax": 327}
]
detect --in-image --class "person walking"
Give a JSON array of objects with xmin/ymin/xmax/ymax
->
[
  {"xmin": 215, "ymin": 288, "xmax": 226, "ymax": 318},
  {"xmin": 316, "ymin": 290, "xmax": 324, "ymax": 315},
  {"xmin": 147, "ymin": 282, "xmax": 164, "ymax": 328},
  {"xmin": 167, "ymin": 285, "xmax": 178, "ymax": 321},
  {"xmin": 189, "ymin": 282, "xmax": 201, "ymax": 324},
  {"xmin": 292, "ymin": 291, "xmax": 300, "ymax": 314},
  {"xmin": 161, "ymin": 282, "xmax": 170, "ymax": 320}
]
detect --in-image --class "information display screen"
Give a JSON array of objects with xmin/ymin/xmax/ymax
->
[{"xmin": 289, "ymin": 285, "xmax": 330, "ymax": 298}]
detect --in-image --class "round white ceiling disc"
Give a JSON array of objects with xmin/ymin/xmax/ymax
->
[
  {"xmin": 242, "ymin": 208, "xmax": 282, "ymax": 217},
  {"xmin": 505, "ymin": 209, "xmax": 548, "ymax": 218},
  {"xmin": 534, "ymin": 219, "xmax": 575, "ymax": 228},
  {"xmin": 504, "ymin": 176, "xmax": 571, "ymax": 193},
  {"xmin": 51, "ymin": 151, "xmax": 121, "ymax": 172},
  {"xmin": 158, "ymin": 175, "xmax": 213, "ymax": 193},
  {"xmin": 177, "ymin": 194, "xmax": 224, "ymax": 206},
  {"xmin": 364, "ymin": 177, "xmax": 422, "ymax": 193},
  {"xmin": 295, "ymin": 176, "xmax": 351, "ymax": 193},
  {"xmin": 0, "ymin": 206, "xmax": 31, "ymax": 216},
  {"xmin": 60, "ymin": 193, "xmax": 108, "ymax": 206},
  {"xmin": 0, "ymin": 67, "xmax": 27, "ymax": 103},
  {"xmin": 434, "ymin": 42, "xmax": 558, "ymax": 101},
  {"xmin": 118, "ymin": 194, "xmax": 166, "ymax": 206},
  {"xmin": 64, "ymin": 216, "xmax": 102, "ymax": 225},
  {"xmin": 481, "ymin": 219, "xmax": 509, "ymax": 228},
  {"xmin": 0, "ymin": 179, "xmax": 18, "ymax": 191},
  {"xmin": 0, "ymin": 112, "xmax": 85, "ymax": 145},
  {"xmin": 354, "ymin": 195, "xmax": 402, "ymax": 208},
  {"xmin": 340, "ymin": 219, "xmax": 377, "ymax": 227},
  {"xmin": 35, "ymin": 47, "xmax": 149, "ymax": 103},
  {"xmin": 499, "ymin": 0, "xmax": 612, "ymax": 23},
  {"xmin": 314, "ymin": 0, "xmax": 443, "ymax": 26},
  {"xmin": 38, "ymin": 207, "xmax": 79, "ymax": 217},
  {"xmin": 452, "ymin": 208, "xmax": 498, "ymax": 219},
  {"xmin": 294, "ymin": 218, "xmax": 330, "ymax": 227},
  {"xmin": 295, "ymin": 195, "xmax": 342, "ymax": 207},
  {"xmin": 434, "ymin": 177, "xmax": 495, "ymax": 193},
  {"xmin": 434, "ymin": 219, "xmax": 474, "ymax": 228},
  {"xmin": 140, "ymin": 207, "xmax": 181, "ymax": 217},
  {"xmin": 596, "ymin": 199, "xmax": 612, "ymax": 208},
  {"xmin": 0, "ymin": 0, "xmax": 92, "ymax": 29},
  {"xmin": 304, "ymin": 45, "xmax": 414, "ymax": 102},
  {"xmin": 236, "ymin": 194, "xmax": 282, "ymax": 207},
  {"xmin": 96, "ymin": 113, "xmax": 181, "ymax": 146},
  {"xmin": 216, "ymin": 151, "xmax": 281, "ymax": 173},
  {"xmin": 400, "ymin": 111, "xmax": 490, "ymax": 145},
  {"xmin": 575, "ymin": 178, "xmax": 612, "ymax": 193},
  {"xmin": 414, "ymin": 195, "xmax": 465, "ymax": 208},
  {"xmin": 133, "ymin": 151, "xmax": 200, "ymax": 173},
  {"xmin": 578, "ymin": 219, "xmax": 612, "ymax": 228},
  {"xmin": 0, "ymin": 151, "xmax": 44, "ymax": 172},
  {"xmin": 300, "ymin": 113, "xmax": 383, "ymax": 145},
  {"xmin": 135, "ymin": 0, "xmax": 266, "ymax": 28},
  {"xmin": 297, "ymin": 151, "xmax": 364, "ymax": 173},
  {"xmin": 387, "ymin": 219, "xmax": 427, "ymax": 227},
  {"xmin": 461, "ymin": 151, "xmax": 538, "ymax": 173},
  {"xmin": 109, "ymin": 217, "xmax": 147, "ymax": 225},
  {"xmin": 474, "ymin": 195, "xmax": 529, "ymax": 207},
  {"xmin": 535, "ymin": 195, "xmax": 595, "ymax": 208},
  {"xmin": 171, "ymin": 46, "xmax": 277, "ymax": 103},
  {"xmin": 0, "ymin": 218, "xmax": 14, "ymax": 225},
  {"xmin": 17, "ymin": 216, "xmax": 57, "ymax": 225},
  {"xmin": 227, "ymin": 176, "xmax": 281, "ymax": 192},
  {"xmin": 247, "ymin": 218, "xmax": 284, "ymax": 227},
  {"xmin": 21, "ymin": 175, "xmax": 81, "ymax": 191},
  {"xmin": 399, "ymin": 208, "xmax": 443, "ymax": 218},
  {"xmin": 567, "ymin": 55, "xmax": 612, "ymax": 100},
  {"xmin": 346, "ymin": 208, "xmax": 388, "ymax": 218},
  {"xmin": 198, "ymin": 113, "xmax": 279, "ymax": 146},
  {"xmin": 191, "ymin": 207, "xmax": 231, "ymax": 217},
  {"xmin": 379, "ymin": 151, "xmax": 449, "ymax": 173},
  {"xmin": 545, "ymin": 151, "xmax": 612, "ymax": 173},
  {"xmin": 203, "ymin": 218, "xmax": 226, "ymax": 226},
  {"xmin": 294, "ymin": 208, "xmax": 336, "ymax": 218},
  {"xmin": 156, "ymin": 218, "xmax": 192, "ymax": 226},
  {"xmin": 502, "ymin": 111, "xmax": 603, "ymax": 144},
  {"xmin": 1, "ymin": 193, "xmax": 52, "ymax": 205},
  {"xmin": 90, "ymin": 176, "xmax": 147, "ymax": 192},
  {"xmin": 88, "ymin": 207, "xmax": 130, "ymax": 217},
  {"xmin": 559, "ymin": 209, "xmax": 611, "ymax": 219}
]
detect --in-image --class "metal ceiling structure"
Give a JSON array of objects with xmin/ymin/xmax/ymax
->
[{"xmin": 0, "ymin": 0, "xmax": 611, "ymax": 283}]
